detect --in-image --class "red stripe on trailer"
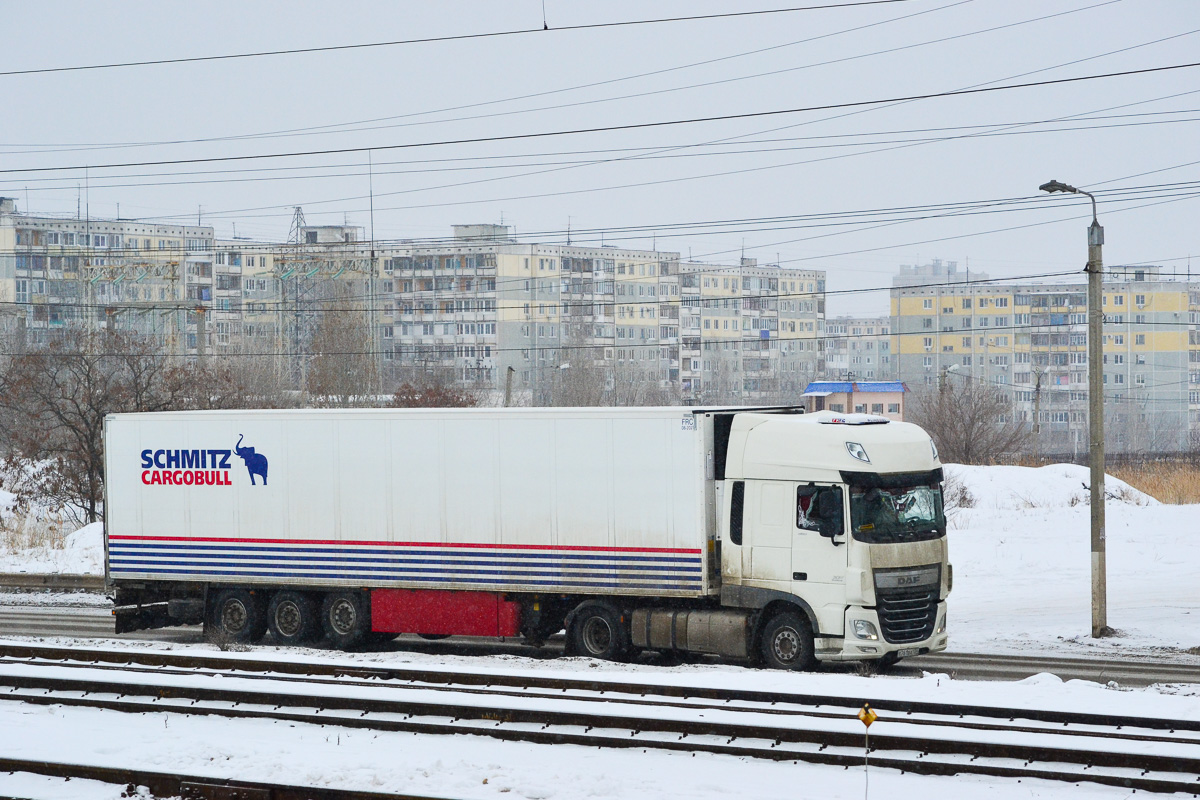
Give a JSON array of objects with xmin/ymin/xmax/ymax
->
[
  {"xmin": 371, "ymin": 589, "xmax": 521, "ymax": 637},
  {"xmin": 107, "ymin": 534, "xmax": 699, "ymax": 554}
]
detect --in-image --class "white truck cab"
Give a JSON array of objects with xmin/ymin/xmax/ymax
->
[{"xmin": 719, "ymin": 410, "xmax": 950, "ymax": 664}]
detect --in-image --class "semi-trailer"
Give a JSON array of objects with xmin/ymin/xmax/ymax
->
[{"xmin": 105, "ymin": 406, "xmax": 950, "ymax": 669}]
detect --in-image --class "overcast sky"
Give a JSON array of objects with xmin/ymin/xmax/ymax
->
[{"xmin": 3, "ymin": 1, "xmax": 1198, "ymax": 314}]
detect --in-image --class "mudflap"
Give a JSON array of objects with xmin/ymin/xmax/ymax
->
[{"xmin": 113, "ymin": 602, "xmax": 172, "ymax": 634}]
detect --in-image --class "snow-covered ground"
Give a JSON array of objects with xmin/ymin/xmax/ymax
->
[
  {"xmin": 944, "ymin": 463, "xmax": 1200, "ymax": 660},
  {"xmin": 0, "ymin": 521, "xmax": 104, "ymax": 575},
  {"xmin": 0, "ymin": 481, "xmax": 102, "ymax": 575},
  {"xmin": 0, "ymin": 663, "xmax": 1196, "ymax": 800}
]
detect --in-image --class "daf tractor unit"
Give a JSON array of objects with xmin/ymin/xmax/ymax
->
[{"xmin": 104, "ymin": 406, "xmax": 950, "ymax": 669}]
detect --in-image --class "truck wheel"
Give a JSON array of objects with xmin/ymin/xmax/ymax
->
[
  {"xmin": 207, "ymin": 588, "xmax": 267, "ymax": 645},
  {"xmin": 568, "ymin": 603, "xmax": 629, "ymax": 661},
  {"xmin": 321, "ymin": 591, "xmax": 369, "ymax": 650},
  {"xmin": 760, "ymin": 610, "xmax": 816, "ymax": 671},
  {"xmin": 267, "ymin": 591, "xmax": 320, "ymax": 646}
]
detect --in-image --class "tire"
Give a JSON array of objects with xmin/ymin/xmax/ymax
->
[
  {"xmin": 321, "ymin": 591, "xmax": 370, "ymax": 650},
  {"xmin": 207, "ymin": 588, "xmax": 267, "ymax": 645},
  {"xmin": 759, "ymin": 610, "xmax": 816, "ymax": 671},
  {"xmin": 418, "ymin": 633, "xmax": 451, "ymax": 641},
  {"xmin": 267, "ymin": 591, "xmax": 320, "ymax": 646},
  {"xmin": 567, "ymin": 603, "xmax": 629, "ymax": 661}
]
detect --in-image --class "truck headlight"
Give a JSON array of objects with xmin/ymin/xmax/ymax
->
[
  {"xmin": 935, "ymin": 611, "xmax": 947, "ymax": 634},
  {"xmin": 852, "ymin": 619, "xmax": 879, "ymax": 640}
]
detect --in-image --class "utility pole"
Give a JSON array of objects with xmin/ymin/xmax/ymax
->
[
  {"xmin": 1040, "ymin": 179, "xmax": 1108, "ymax": 638},
  {"xmin": 1032, "ymin": 367, "xmax": 1044, "ymax": 462},
  {"xmin": 196, "ymin": 306, "xmax": 207, "ymax": 361}
]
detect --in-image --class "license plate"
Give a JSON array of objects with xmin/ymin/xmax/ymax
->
[{"xmin": 895, "ymin": 648, "xmax": 920, "ymax": 658}]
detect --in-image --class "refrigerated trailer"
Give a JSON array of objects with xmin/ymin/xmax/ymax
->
[{"xmin": 105, "ymin": 406, "xmax": 950, "ymax": 668}]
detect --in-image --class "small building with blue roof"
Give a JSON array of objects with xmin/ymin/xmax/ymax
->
[{"xmin": 801, "ymin": 381, "xmax": 907, "ymax": 420}]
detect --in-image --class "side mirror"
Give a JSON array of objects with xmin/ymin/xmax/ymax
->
[{"xmin": 816, "ymin": 490, "xmax": 844, "ymax": 539}]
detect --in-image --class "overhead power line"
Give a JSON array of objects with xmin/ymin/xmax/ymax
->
[
  {"xmin": 0, "ymin": 1, "xmax": 919, "ymax": 78},
  {"xmin": 4, "ymin": 60, "xmax": 1199, "ymax": 177},
  {"xmin": 4, "ymin": 319, "xmax": 1198, "ymax": 372}
]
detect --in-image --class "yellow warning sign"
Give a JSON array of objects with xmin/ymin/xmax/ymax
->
[{"xmin": 858, "ymin": 703, "xmax": 878, "ymax": 728}]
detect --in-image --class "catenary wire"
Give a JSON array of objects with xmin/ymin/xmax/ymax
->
[{"xmin": 4, "ymin": 60, "xmax": 1198, "ymax": 178}]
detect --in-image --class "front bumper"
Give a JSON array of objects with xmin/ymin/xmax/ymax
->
[{"xmin": 815, "ymin": 601, "xmax": 948, "ymax": 662}]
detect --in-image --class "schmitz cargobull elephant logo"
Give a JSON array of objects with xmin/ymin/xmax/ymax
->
[{"xmin": 234, "ymin": 434, "xmax": 269, "ymax": 485}]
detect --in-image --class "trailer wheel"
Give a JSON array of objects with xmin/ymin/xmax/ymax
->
[
  {"xmin": 267, "ymin": 591, "xmax": 320, "ymax": 646},
  {"xmin": 321, "ymin": 591, "xmax": 369, "ymax": 650},
  {"xmin": 759, "ymin": 610, "xmax": 816, "ymax": 671},
  {"xmin": 568, "ymin": 603, "xmax": 629, "ymax": 662},
  {"xmin": 207, "ymin": 589, "xmax": 267, "ymax": 645}
]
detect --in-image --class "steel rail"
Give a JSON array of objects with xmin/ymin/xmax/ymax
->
[
  {"xmin": 2, "ymin": 642, "xmax": 1197, "ymax": 733},
  {"xmin": 0, "ymin": 756, "xmax": 454, "ymax": 800},
  {"xmin": 2, "ymin": 653, "xmax": 1197, "ymax": 752},
  {"xmin": 1, "ymin": 663, "xmax": 1198, "ymax": 794}
]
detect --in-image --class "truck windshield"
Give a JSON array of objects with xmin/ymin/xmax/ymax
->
[{"xmin": 849, "ymin": 482, "xmax": 945, "ymax": 544}]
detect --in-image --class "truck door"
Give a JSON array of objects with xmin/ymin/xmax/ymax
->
[
  {"xmin": 794, "ymin": 483, "xmax": 850, "ymax": 635},
  {"xmin": 743, "ymin": 480, "xmax": 795, "ymax": 587}
]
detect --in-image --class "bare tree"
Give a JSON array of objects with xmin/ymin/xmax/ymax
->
[
  {"xmin": 907, "ymin": 379, "xmax": 1030, "ymax": 464},
  {"xmin": 305, "ymin": 294, "xmax": 379, "ymax": 407},
  {"xmin": 0, "ymin": 330, "xmax": 187, "ymax": 523},
  {"xmin": 391, "ymin": 369, "xmax": 478, "ymax": 408}
]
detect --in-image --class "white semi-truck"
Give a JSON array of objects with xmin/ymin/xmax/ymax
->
[{"xmin": 104, "ymin": 406, "xmax": 950, "ymax": 669}]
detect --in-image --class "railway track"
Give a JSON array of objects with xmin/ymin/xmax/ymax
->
[
  {"xmin": 0, "ymin": 757, "xmax": 450, "ymax": 800},
  {"xmin": 1, "ymin": 643, "xmax": 1197, "ymax": 795}
]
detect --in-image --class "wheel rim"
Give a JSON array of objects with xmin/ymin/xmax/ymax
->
[
  {"xmin": 772, "ymin": 626, "xmax": 800, "ymax": 663},
  {"xmin": 220, "ymin": 599, "xmax": 248, "ymax": 634},
  {"xmin": 581, "ymin": 616, "xmax": 612, "ymax": 655},
  {"xmin": 275, "ymin": 600, "xmax": 302, "ymax": 637},
  {"xmin": 329, "ymin": 598, "xmax": 357, "ymax": 636}
]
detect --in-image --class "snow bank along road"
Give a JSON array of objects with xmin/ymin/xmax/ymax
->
[{"xmin": 1, "ymin": 643, "xmax": 1198, "ymax": 795}]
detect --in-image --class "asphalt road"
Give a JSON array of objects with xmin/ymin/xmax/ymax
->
[{"xmin": 2, "ymin": 603, "xmax": 1198, "ymax": 687}]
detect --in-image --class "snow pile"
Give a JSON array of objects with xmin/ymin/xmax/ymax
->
[
  {"xmin": 0, "ymin": 521, "xmax": 103, "ymax": 575},
  {"xmin": 945, "ymin": 462, "xmax": 1155, "ymax": 511},
  {"xmin": 945, "ymin": 463, "xmax": 1200, "ymax": 657}
]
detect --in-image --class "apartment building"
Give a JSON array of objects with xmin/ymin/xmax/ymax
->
[
  {"xmin": 2, "ymin": 200, "xmax": 830, "ymax": 403},
  {"xmin": 679, "ymin": 258, "xmax": 824, "ymax": 401},
  {"xmin": 891, "ymin": 258, "xmax": 1198, "ymax": 454},
  {"xmin": 824, "ymin": 315, "xmax": 895, "ymax": 381},
  {"xmin": 0, "ymin": 197, "xmax": 214, "ymax": 350}
]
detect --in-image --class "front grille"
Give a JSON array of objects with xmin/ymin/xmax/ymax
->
[{"xmin": 876, "ymin": 587, "xmax": 938, "ymax": 644}]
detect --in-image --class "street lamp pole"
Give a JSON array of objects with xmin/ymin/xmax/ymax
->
[{"xmin": 1040, "ymin": 179, "xmax": 1107, "ymax": 638}]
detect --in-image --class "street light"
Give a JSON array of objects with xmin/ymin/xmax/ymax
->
[{"xmin": 1040, "ymin": 178, "xmax": 1108, "ymax": 638}]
